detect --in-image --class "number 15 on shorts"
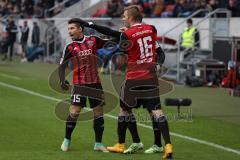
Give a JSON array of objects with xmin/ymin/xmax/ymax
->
[{"xmin": 73, "ymin": 94, "xmax": 81, "ymax": 103}]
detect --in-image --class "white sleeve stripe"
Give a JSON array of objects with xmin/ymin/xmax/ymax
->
[{"xmin": 60, "ymin": 42, "xmax": 72, "ymax": 64}]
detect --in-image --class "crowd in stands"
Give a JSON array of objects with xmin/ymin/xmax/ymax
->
[
  {"xmin": 1, "ymin": 0, "xmax": 239, "ymax": 19},
  {"xmin": 0, "ymin": 0, "xmax": 80, "ymax": 18},
  {"xmin": 94, "ymin": 0, "xmax": 240, "ymax": 18}
]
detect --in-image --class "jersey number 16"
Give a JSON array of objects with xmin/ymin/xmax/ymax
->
[{"xmin": 137, "ymin": 36, "xmax": 153, "ymax": 59}]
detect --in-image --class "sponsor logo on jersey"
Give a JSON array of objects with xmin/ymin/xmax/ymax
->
[
  {"xmin": 77, "ymin": 49, "xmax": 92, "ymax": 56},
  {"xmin": 132, "ymin": 30, "xmax": 153, "ymax": 38}
]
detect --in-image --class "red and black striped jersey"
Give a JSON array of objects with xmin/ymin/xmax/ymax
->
[{"xmin": 60, "ymin": 35, "xmax": 107, "ymax": 85}]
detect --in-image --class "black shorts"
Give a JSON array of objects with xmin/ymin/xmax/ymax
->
[
  {"xmin": 71, "ymin": 83, "xmax": 104, "ymax": 108},
  {"xmin": 120, "ymin": 78, "xmax": 161, "ymax": 111}
]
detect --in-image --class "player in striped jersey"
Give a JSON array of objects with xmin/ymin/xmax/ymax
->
[{"xmin": 59, "ymin": 18, "xmax": 110, "ymax": 152}]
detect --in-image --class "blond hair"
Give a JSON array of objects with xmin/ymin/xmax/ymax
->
[{"xmin": 124, "ymin": 5, "xmax": 143, "ymax": 22}]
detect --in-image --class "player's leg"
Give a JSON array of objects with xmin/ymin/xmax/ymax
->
[
  {"xmin": 144, "ymin": 109, "xmax": 163, "ymax": 154},
  {"xmin": 61, "ymin": 105, "xmax": 81, "ymax": 151},
  {"xmin": 61, "ymin": 86, "xmax": 86, "ymax": 151},
  {"xmin": 120, "ymin": 80, "xmax": 141, "ymax": 146},
  {"xmin": 123, "ymin": 107, "xmax": 144, "ymax": 154},
  {"xmin": 88, "ymin": 83, "xmax": 108, "ymax": 152},
  {"xmin": 127, "ymin": 110, "xmax": 141, "ymax": 144},
  {"xmin": 151, "ymin": 109, "xmax": 173, "ymax": 159},
  {"xmin": 92, "ymin": 105, "xmax": 108, "ymax": 152},
  {"xmin": 107, "ymin": 80, "xmax": 129, "ymax": 153},
  {"xmin": 107, "ymin": 107, "xmax": 129, "ymax": 153},
  {"xmin": 107, "ymin": 80, "xmax": 143, "ymax": 153},
  {"xmin": 108, "ymin": 106, "xmax": 143, "ymax": 154}
]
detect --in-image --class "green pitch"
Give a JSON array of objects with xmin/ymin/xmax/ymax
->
[{"xmin": 0, "ymin": 60, "xmax": 240, "ymax": 160}]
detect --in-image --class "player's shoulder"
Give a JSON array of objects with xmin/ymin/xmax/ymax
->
[
  {"xmin": 65, "ymin": 41, "xmax": 74, "ymax": 47},
  {"xmin": 143, "ymin": 24, "xmax": 157, "ymax": 33},
  {"xmin": 126, "ymin": 23, "xmax": 156, "ymax": 32},
  {"xmin": 124, "ymin": 26, "xmax": 137, "ymax": 36},
  {"xmin": 86, "ymin": 35, "xmax": 101, "ymax": 42},
  {"xmin": 63, "ymin": 41, "xmax": 75, "ymax": 52},
  {"xmin": 64, "ymin": 41, "xmax": 72, "ymax": 48}
]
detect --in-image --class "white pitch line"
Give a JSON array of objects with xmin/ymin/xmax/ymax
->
[
  {"xmin": 0, "ymin": 73, "xmax": 22, "ymax": 80},
  {"xmin": 0, "ymin": 81, "xmax": 240, "ymax": 156}
]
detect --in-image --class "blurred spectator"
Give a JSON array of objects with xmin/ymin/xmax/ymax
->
[
  {"xmin": 129, "ymin": 0, "xmax": 144, "ymax": 11},
  {"xmin": 32, "ymin": 21, "xmax": 40, "ymax": 47},
  {"xmin": 151, "ymin": 0, "xmax": 165, "ymax": 17},
  {"xmin": 123, "ymin": 0, "xmax": 131, "ymax": 5},
  {"xmin": 173, "ymin": 0, "xmax": 193, "ymax": 17},
  {"xmin": 53, "ymin": 1, "xmax": 64, "ymax": 15},
  {"xmin": 141, "ymin": 0, "xmax": 153, "ymax": 17},
  {"xmin": 207, "ymin": 0, "xmax": 220, "ymax": 12},
  {"xmin": 23, "ymin": 0, "xmax": 34, "ymax": 17},
  {"xmin": 164, "ymin": 0, "xmax": 175, "ymax": 4},
  {"xmin": 1, "ymin": 0, "xmax": 240, "ymax": 20},
  {"xmin": 45, "ymin": 0, "xmax": 55, "ymax": 17},
  {"xmin": 21, "ymin": 42, "xmax": 46, "ymax": 62},
  {"xmin": 228, "ymin": 0, "xmax": 240, "ymax": 17},
  {"xmin": 161, "ymin": 2, "xmax": 175, "ymax": 17},
  {"xmin": 98, "ymin": 0, "xmax": 240, "ymax": 17},
  {"xmin": 20, "ymin": 20, "xmax": 29, "ymax": 61},
  {"xmin": 2, "ymin": 16, "xmax": 18, "ymax": 61},
  {"xmin": 0, "ymin": 0, "xmax": 81, "ymax": 18},
  {"xmin": 180, "ymin": 18, "xmax": 200, "ymax": 50},
  {"xmin": 33, "ymin": 2, "xmax": 44, "ymax": 18},
  {"xmin": 98, "ymin": 44, "xmax": 119, "ymax": 74},
  {"xmin": 192, "ymin": 0, "xmax": 210, "ymax": 17},
  {"xmin": 0, "ymin": 25, "xmax": 9, "ymax": 59},
  {"xmin": 105, "ymin": 0, "xmax": 124, "ymax": 17}
]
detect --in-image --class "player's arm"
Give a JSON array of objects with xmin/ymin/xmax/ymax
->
[
  {"xmin": 151, "ymin": 25, "xmax": 165, "ymax": 65},
  {"xmin": 94, "ymin": 36, "xmax": 113, "ymax": 48},
  {"xmin": 88, "ymin": 22, "xmax": 121, "ymax": 39},
  {"xmin": 118, "ymin": 32, "xmax": 129, "ymax": 54},
  {"xmin": 156, "ymin": 41, "xmax": 165, "ymax": 65},
  {"xmin": 76, "ymin": 19, "xmax": 122, "ymax": 39},
  {"xmin": 59, "ymin": 45, "xmax": 72, "ymax": 90}
]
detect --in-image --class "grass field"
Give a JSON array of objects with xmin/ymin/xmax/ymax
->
[{"xmin": 0, "ymin": 60, "xmax": 240, "ymax": 160}]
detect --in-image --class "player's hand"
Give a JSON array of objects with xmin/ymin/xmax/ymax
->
[
  {"xmin": 78, "ymin": 18, "xmax": 91, "ymax": 27},
  {"xmin": 60, "ymin": 80, "xmax": 70, "ymax": 91}
]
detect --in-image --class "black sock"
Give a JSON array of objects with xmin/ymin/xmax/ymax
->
[
  {"xmin": 152, "ymin": 117, "xmax": 162, "ymax": 147},
  {"xmin": 156, "ymin": 115, "xmax": 171, "ymax": 144},
  {"xmin": 93, "ymin": 116, "xmax": 104, "ymax": 143},
  {"xmin": 128, "ymin": 113, "xmax": 140, "ymax": 143},
  {"xmin": 65, "ymin": 114, "xmax": 78, "ymax": 140},
  {"xmin": 118, "ymin": 115, "xmax": 128, "ymax": 143}
]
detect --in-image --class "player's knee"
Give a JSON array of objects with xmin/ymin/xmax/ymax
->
[
  {"xmin": 93, "ymin": 106, "xmax": 103, "ymax": 118},
  {"xmin": 151, "ymin": 109, "xmax": 164, "ymax": 118},
  {"xmin": 69, "ymin": 105, "xmax": 81, "ymax": 118},
  {"xmin": 151, "ymin": 109, "xmax": 167, "ymax": 124}
]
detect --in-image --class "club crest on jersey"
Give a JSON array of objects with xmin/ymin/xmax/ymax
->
[
  {"xmin": 87, "ymin": 40, "xmax": 94, "ymax": 46},
  {"xmin": 73, "ymin": 47, "xmax": 79, "ymax": 52}
]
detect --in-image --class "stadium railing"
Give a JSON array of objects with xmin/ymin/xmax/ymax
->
[{"xmin": 160, "ymin": 8, "xmax": 231, "ymax": 83}]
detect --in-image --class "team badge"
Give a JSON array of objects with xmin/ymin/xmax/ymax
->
[{"xmin": 87, "ymin": 40, "xmax": 94, "ymax": 46}]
